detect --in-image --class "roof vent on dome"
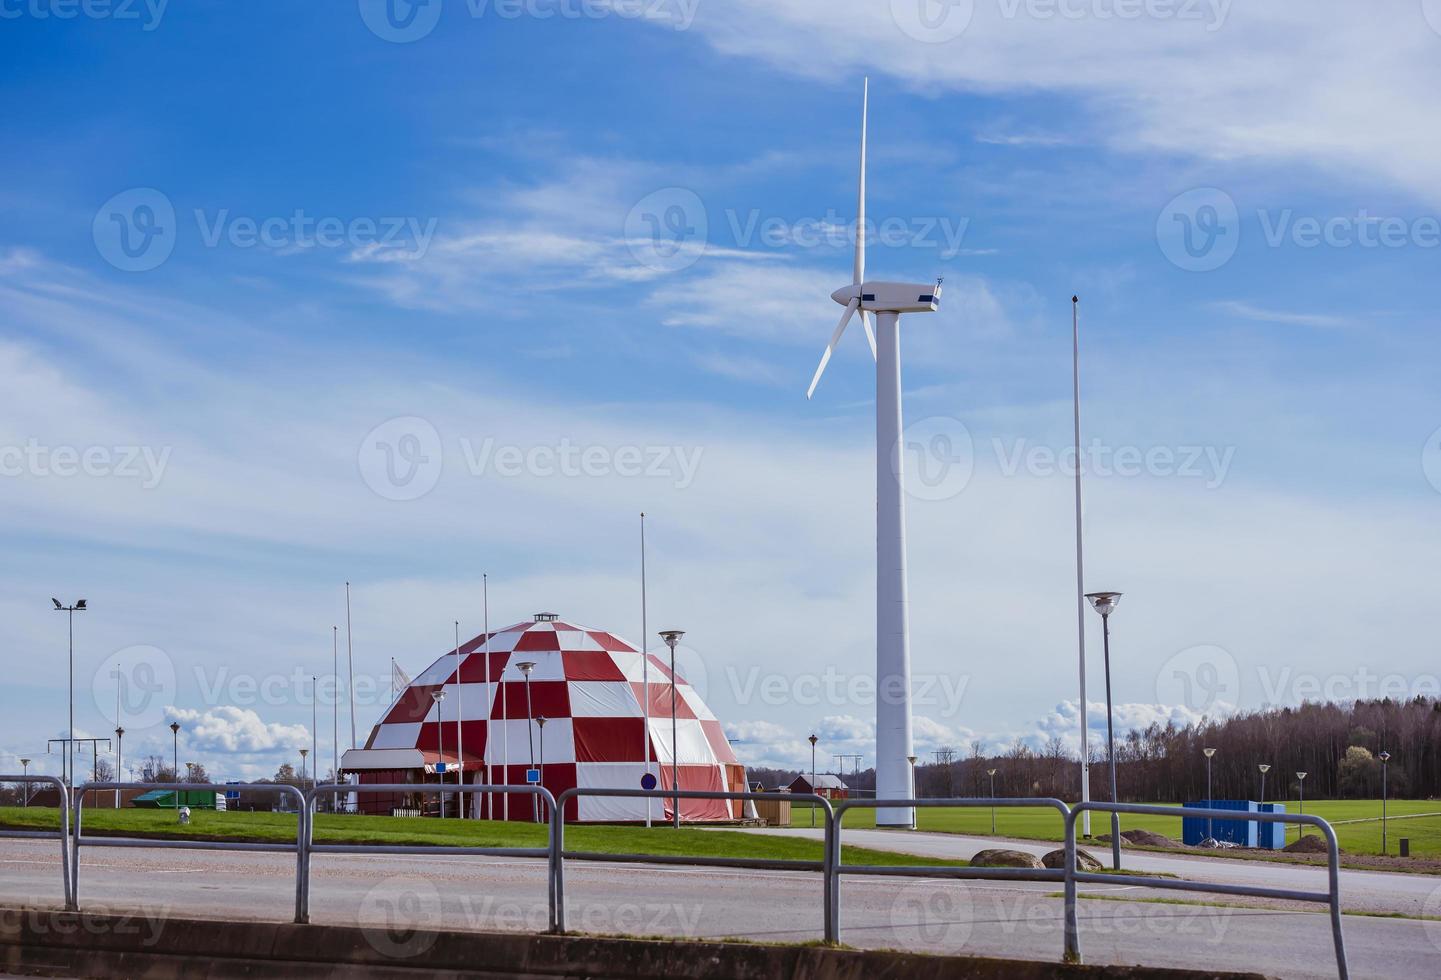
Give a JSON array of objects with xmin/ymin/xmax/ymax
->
[{"xmin": 534, "ymin": 612, "xmax": 559, "ymax": 622}]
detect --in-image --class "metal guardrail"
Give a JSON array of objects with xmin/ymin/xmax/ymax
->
[
  {"xmin": 552, "ymin": 788, "xmax": 836, "ymax": 938},
  {"xmin": 833, "ymin": 797, "xmax": 1077, "ymax": 956},
  {"xmin": 1067, "ymin": 802, "xmax": 1348, "ymax": 979},
  {"xmin": 304, "ymin": 782, "xmax": 559, "ymax": 929},
  {"xmin": 7, "ymin": 784, "xmax": 1351, "ymax": 977},
  {"xmin": 72, "ymin": 782, "xmax": 309, "ymax": 923},
  {"xmin": 0, "ymin": 775, "xmax": 74, "ymax": 910}
]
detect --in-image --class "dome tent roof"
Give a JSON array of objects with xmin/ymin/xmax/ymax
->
[{"xmin": 361, "ymin": 614, "xmax": 745, "ymax": 822}]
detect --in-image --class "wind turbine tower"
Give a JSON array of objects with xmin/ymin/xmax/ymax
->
[{"xmin": 806, "ymin": 79, "xmax": 942, "ymax": 828}]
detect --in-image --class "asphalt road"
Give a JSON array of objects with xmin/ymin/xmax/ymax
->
[
  {"xmin": 2, "ymin": 838, "xmax": 1439, "ymax": 979},
  {"xmin": 736, "ymin": 826, "xmax": 1441, "ymax": 917}
]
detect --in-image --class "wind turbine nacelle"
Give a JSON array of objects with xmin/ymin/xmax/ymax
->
[{"xmin": 831, "ymin": 281, "xmax": 942, "ymax": 314}]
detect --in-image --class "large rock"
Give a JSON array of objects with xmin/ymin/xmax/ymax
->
[
  {"xmin": 970, "ymin": 848, "xmax": 1044, "ymax": 870},
  {"xmin": 1041, "ymin": 847, "xmax": 1103, "ymax": 871}
]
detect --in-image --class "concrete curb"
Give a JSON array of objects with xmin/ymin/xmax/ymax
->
[{"xmin": 0, "ymin": 907, "xmax": 1270, "ymax": 979}]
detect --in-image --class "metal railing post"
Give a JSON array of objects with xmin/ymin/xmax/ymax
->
[
  {"xmin": 551, "ymin": 792, "xmax": 565, "ymax": 933},
  {"xmin": 822, "ymin": 802, "xmax": 837, "ymax": 943},
  {"xmin": 0, "ymin": 776, "xmax": 75, "ymax": 910},
  {"xmin": 1063, "ymin": 809, "xmax": 1080, "ymax": 963}
]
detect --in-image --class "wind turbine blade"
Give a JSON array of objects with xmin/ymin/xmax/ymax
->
[
  {"xmin": 807, "ymin": 298, "xmax": 860, "ymax": 400},
  {"xmin": 854, "ymin": 77, "xmax": 867, "ymax": 287},
  {"xmin": 861, "ymin": 310, "xmax": 877, "ymax": 361}
]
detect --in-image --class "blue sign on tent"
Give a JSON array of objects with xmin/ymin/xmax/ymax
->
[
  {"xmin": 640, "ymin": 772, "xmax": 658, "ymax": 791},
  {"xmin": 525, "ymin": 768, "xmax": 541, "ymax": 784},
  {"xmin": 435, "ymin": 762, "xmax": 448, "ymax": 773}
]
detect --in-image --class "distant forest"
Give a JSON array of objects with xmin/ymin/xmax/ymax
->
[{"xmin": 747, "ymin": 697, "xmax": 1441, "ymax": 803}]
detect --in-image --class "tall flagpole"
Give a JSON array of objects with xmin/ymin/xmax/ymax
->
[
  {"xmin": 641, "ymin": 512, "xmax": 652, "ymax": 828},
  {"xmin": 345, "ymin": 582, "xmax": 357, "ymax": 749},
  {"xmin": 483, "ymin": 574, "xmax": 493, "ymax": 819},
  {"xmin": 454, "ymin": 618, "xmax": 463, "ymax": 819},
  {"xmin": 332, "ymin": 626, "xmax": 340, "ymax": 811},
  {"xmin": 1072, "ymin": 295, "xmax": 1092, "ymax": 837}
]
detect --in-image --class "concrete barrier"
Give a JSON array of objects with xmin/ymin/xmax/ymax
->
[{"xmin": 0, "ymin": 907, "xmax": 1270, "ymax": 980}]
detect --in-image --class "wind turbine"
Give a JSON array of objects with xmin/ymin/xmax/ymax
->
[{"xmin": 806, "ymin": 79, "xmax": 942, "ymax": 829}]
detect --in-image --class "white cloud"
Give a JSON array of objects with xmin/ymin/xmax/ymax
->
[
  {"xmin": 166, "ymin": 706, "xmax": 310, "ymax": 756},
  {"xmin": 659, "ymin": 2, "xmax": 1441, "ymax": 206},
  {"xmin": 1211, "ymin": 300, "xmax": 1348, "ymax": 329}
]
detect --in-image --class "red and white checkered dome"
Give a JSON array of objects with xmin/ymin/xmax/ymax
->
[{"xmin": 363, "ymin": 614, "xmax": 746, "ymax": 822}]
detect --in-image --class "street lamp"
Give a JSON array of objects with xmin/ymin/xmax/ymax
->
[
  {"xmin": 1296, "ymin": 772, "xmax": 1308, "ymax": 838},
  {"xmin": 1202, "ymin": 748, "xmax": 1217, "ymax": 843},
  {"xmin": 298, "ymin": 749, "xmax": 308, "ymax": 790},
  {"xmin": 52, "ymin": 598, "xmax": 86, "ymax": 789},
  {"xmin": 169, "ymin": 722, "xmax": 180, "ymax": 782},
  {"xmin": 114, "ymin": 727, "xmax": 125, "ymax": 810},
  {"xmin": 1084, "ymin": 591, "xmax": 1123, "ymax": 870},
  {"xmin": 1378, "ymin": 751, "xmax": 1391, "ymax": 854},
  {"xmin": 1258, "ymin": 764, "xmax": 1270, "ymax": 807},
  {"xmin": 907, "ymin": 756, "xmax": 919, "ymax": 830},
  {"xmin": 808, "ymin": 734, "xmax": 818, "ymax": 829},
  {"xmin": 431, "ymin": 690, "xmax": 447, "ymax": 819},
  {"xmin": 987, "ymin": 768, "xmax": 998, "ymax": 835},
  {"xmin": 659, "ymin": 630, "xmax": 685, "ymax": 830},
  {"xmin": 515, "ymin": 662, "xmax": 538, "ymax": 823},
  {"xmin": 537, "ymin": 716, "xmax": 547, "ymax": 822},
  {"xmin": 20, "ymin": 759, "xmax": 30, "ymax": 808}
]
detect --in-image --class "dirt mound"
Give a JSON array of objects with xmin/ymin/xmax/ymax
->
[
  {"xmin": 970, "ymin": 848, "xmax": 1043, "ymax": 869},
  {"xmin": 1041, "ymin": 847, "xmax": 1103, "ymax": 871},
  {"xmin": 1284, "ymin": 834, "xmax": 1339, "ymax": 854},
  {"xmin": 1098, "ymin": 829, "xmax": 1178, "ymax": 848}
]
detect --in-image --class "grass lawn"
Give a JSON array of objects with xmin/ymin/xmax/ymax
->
[
  {"xmin": 798, "ymin": 799, "xmax": 1441, "ymax": 857},
  {"xmin": 0, "ymin": 807, "xmax": 961, "ymax": 870}
]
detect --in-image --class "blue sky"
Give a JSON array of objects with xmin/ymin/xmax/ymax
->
[{"xmin": 3, "ymin": 1, "xmax": 1440, "ymax": 780}]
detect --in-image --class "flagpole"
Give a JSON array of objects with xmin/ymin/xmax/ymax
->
[
  {"xmin": 345, "ymin": 582, "xmax": 357, "ymax": 750},
  {"xmin": 332, "ymin": 626, "xmax": 340, "ymax": 811},
  {"xmin": 641, "ymin": 512, "xmax": 652, "ymax": 828},
  {"xmin": 484, "ymin": 574, "xmax": 493, "ymax": 820},
  {"xmin": 1072, "ymin": 295, "xmax": 1092, "ymax": 837},
  {"xmin": 454, "ymin": 618, "xmax": 463, "ymax": 819}
]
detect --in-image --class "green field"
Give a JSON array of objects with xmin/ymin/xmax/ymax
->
[
  {"xmin": 815, "ymin": 799, "xmax": 1441, "ymax": 857},
  {"xmin": 0, "ymin": 807, "xmax": 960, "ymax": 869}
]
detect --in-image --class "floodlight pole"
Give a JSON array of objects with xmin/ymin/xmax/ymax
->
[
  {"xmin": 170, "ymin": 722, "xmax": 180, "ymax": 782},
  {"xmin": 660, "ymin": 631, "xmax": 685, "ymax": 830},
  {"xmin": 1071, "ymin": 295, "xmax": 1092, "ymax": 839},
  {"xmin": 53, "ymin": 599, "xmax": 86, "ymax": 788}
]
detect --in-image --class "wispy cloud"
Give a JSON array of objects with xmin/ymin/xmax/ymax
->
[{"xmin": 1211, "ymin": 300, "xmax": 1348, "ymax": 329}]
